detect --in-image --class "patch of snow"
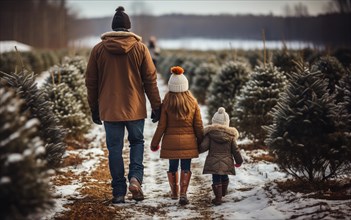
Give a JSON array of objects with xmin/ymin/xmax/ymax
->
[
  {"xmin": 7, "ymin": 153, "xmax": 24, "ymax": 163},
  {"xmin": 0, "ymin": 41, "xmax": 32, "ymax": 53},
  {"xmin": 0, "ymin": 176, "xmax": 11, "ymax": 184},
  {"xmin": 35, "ymin": 71, "xmax": 50, "ymax": 88},
  {"xmin": 35, "ymin": 146, "xmax": 46, "ymax": 156}
]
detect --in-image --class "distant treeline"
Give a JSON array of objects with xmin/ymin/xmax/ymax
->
[
  {"xmin": 73, "ymin": 13, "xmax": 351, "ymax": 48},
  {"xmin": 0, "ymin": 0, "xmax": 75, "ymax": 49},
  {"xmin": 0, "ymin": 0, "xmax": 350, "ymax": 49}
]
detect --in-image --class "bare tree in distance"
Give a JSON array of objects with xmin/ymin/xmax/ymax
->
[
  {"xmin": 324, "ymin": 0, "xmax": 351, "ymax": 13},
  {"xmin": 283, "ymin": 2, "xmax": 309, "ymax": 17},
  {"xmin": 0, "ymin": 0, "xmax": 76, "ymax": 49},
  {"xmin": 130, "ymin": 1, "xmax": 155, "ymax": 42},
  {"xmin": 294, "ymin": 2, "xmax": 309, "ymax": 16},
  {"xmin": 283, "ymin": 4, "xmax": 293, "ymax": 17}
]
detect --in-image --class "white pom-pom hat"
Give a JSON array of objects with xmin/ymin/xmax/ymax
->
[
  {"xmin": 212, "ymin": 107, "xmax": 230, "ymax": 126},
  {"xmin": 168, "ymin": 66, "xmax": 189, "ymax": 93}
]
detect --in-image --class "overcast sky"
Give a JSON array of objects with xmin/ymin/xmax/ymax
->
[{"xmin": 67, "ymin": 0, "xmax": 329, "ymax": 18}]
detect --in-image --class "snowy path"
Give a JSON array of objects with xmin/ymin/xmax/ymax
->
[
  {"xmin": 112, "ymin": 75, "xmax": 216, "ymax": 219},
  {"xmin": 43, "ymin": 74, "xmax": 351, "ymax": 220}
]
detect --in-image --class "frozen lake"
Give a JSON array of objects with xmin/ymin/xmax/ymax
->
[{"xmin": 70, "ymin": 35, "xmax": 322, "ymax": 51}]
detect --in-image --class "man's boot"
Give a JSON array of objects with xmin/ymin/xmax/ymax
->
[
  {"xmin": 211, "ymin": 183, "xmax": 223, "ymax": 205},
  {"xmin": 179, "ymin": 170, "xmax": 191, "ymax": 205},
  {"xmin": 222, "ymin": 179, "xmax": 229, "ymax": 197},
  {"xmin": 129, "ymin": 177, "xmax": 144, "ymax": 201},
  {"xmin": 167, "ymin": 171, "xmax": 179, "ymax": 200}
]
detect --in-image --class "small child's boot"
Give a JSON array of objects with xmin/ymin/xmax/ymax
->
[
  {"xmin": 211, "ymin": 183, "xmax": 223, "ymax": 205},
  {"xmin": 222, "ymin": 179, "xmax": 229, "ymax": 197}
]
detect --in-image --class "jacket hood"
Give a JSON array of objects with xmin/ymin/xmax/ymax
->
[
  {"xmin": 203, "ymin": 124, "xmax": 239, "ymax": 144},
  {"xmin": 100, "ymin": 31, "xmax": 142, "ymax": 54}
]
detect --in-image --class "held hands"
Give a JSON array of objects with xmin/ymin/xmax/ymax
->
[
  {"xmin": 91, "ymin": 107, "xmax": 102, "ymax": 125},
  {"xmin": 150, "ymin": 145, "xmax": 160, "ymax": 152},
  {"xmin": 234, "ymin": 164, "xmax": 242, "ymax": 168},
  {"xmin": 151, "ymin": 107, "xmax": 161, "ymax": 123}
]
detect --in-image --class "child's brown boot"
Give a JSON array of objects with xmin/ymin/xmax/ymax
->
[
  {"xmin": 222, "ymin": 179, "xmax": 229, "ymax": 197},
  {"xmin": 167, "ymin": 171, "xmax": 179, "ymax": 199},
  {"xmin": 211, "ymin": 183, "xmax": 223, "ymax": 205},
  {"xmin": 179, "ymin": 170, "xmax": 191, "ymax": 205}
]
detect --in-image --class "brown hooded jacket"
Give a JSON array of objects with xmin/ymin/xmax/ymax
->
[{"xmin": 85, "ymin": 31, "xmax": 161, "ymax": 121}]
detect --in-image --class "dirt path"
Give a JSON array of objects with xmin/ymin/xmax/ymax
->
[{"xmin": 49, "ymin": 75, "xmax": 220, "ymax": 219}]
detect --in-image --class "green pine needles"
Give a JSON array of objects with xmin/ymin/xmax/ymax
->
[
  {"xmin": 0, "ymin": 70, "xmax": 66, "ymax": 168},
  {"xmin": 0, "ymin": 86, "xmax": 52, "ymax": 219},
  {"xmin": 265, "ymin": 61, "xmax": 351, "ymax": 183},
  {"xmin": 233, "ymin": 63, "xmax": 287, "ymax": 146},
  {"xmin": 192, "ymin": 63, "xmax": 218, "ymax": 104},
  {"xmin": 206, "ymin": 61, "xmax": 250, "ymax": 122}
]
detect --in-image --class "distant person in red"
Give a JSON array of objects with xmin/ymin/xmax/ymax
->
[
  {"xmin": 148, "ymin": 36, "xmax": 161, "ymax": 68},
  {"xmin": 85, "ymin": 6, "xmax": 161, "ymax": 204}
]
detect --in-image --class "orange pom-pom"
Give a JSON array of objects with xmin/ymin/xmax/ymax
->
[{"xmin": 170, "ymin": 66, "xmax": 184, "ymax": 75}]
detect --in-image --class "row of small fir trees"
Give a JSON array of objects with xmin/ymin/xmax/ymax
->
[
  {"xmin": 158, "ymin": 49, "xmax": 351, "ymax": 185},
  {"xmin": 0, "ymin": 55, "xmax": 92, "ymax": 219}
]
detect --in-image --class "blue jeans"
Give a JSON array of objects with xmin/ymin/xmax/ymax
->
[
  {"xmin": 104, "ymin": 119, "xmax": 145, "ymax": 197},
  {"xmin": 212, "ymin": 174, "xmax": 229, "ymax": 184},
  {"xmin": 169, "ymin": 159, "xmax": 191, "ymax": 172}
]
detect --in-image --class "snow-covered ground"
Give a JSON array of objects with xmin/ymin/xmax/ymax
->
[
  {"xmin": 0, "ymin": 41, "xmax": 32, "ymax": 53},
  {"xmin": 41, "ymin": 73, "xmax": 351, "ymax": 219}
]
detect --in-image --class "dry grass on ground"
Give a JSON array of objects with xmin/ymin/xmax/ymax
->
[
  {"xmin": 52, "ymin": 147, "xmax": 120, "ymax": 220},
  {"xmin": 51, "ymin": 143, "xmax": 351, "ymax": 219}
]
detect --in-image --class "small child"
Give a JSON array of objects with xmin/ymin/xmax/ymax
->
[
  {"xmin": 151, "ymin": 66, "xmax": 204, "ymax": 205},
  {"xmin": 199, "ymin": 107, "xmax": 243, "ymax": 205}
]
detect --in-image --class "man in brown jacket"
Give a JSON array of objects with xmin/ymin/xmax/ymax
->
[{"xmin": 85, "ymin": 6, "xmax": 161, "ymax": 204}]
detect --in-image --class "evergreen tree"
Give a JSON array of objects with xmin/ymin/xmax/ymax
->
[
  {"xmin": 334, "ymin": 71, "xmax": 351, "ymax": 163},
  {"xmin": 264, "ymin": 62, "xmax": 350, "ymax": 183},
  {"xmin": 206, "ymin": 61, "xmax": 250, "ymax": 123},
  {"xmin": 311, "ymin": 56, "xmax": 346, "ymax": 102},
  {"xmin": 182, "ymin": 58, "xmax": 202, "ymax": 89},
  {"xmin": 0, "ymin": 70, "xmax": 66, "ymax": 168},
  {"xmin": 158, "ymin": 54, "xmax": 186, "ymax": 82},
  {"xmin": 0, "ymin": 86, "xmax": 52, "ymax": 219},
  {"xmin": 332, "ymin": 48, "xmax": 351, "ymax": 68},
  {"xmin": 43, "ymin": 81, "xmax": 91, "ymax": 142},
  {"xmin": 300, "ymin": 47, "xmax": 321, "ymax": 66},
  {"xmin": 191, "ymin": 62, "xmax": 218, "ymax": 104},
  {"xmin": 339, "ymin": 70, "xmax": 351, "ymax": 131},
  {"xmin": 233, "ymin": 63, "xmax": 287, "ymax": 146},
  {"xmin": 271, "ymin": 46, "xmax": 298, "ymax": 77},
  {"xmin": 47, "ymin": 62, "xmax": 91, "ymax": 117},
  {"xmin": 62, "ymin": 56, "xmax": 87, "ymax": 75}
]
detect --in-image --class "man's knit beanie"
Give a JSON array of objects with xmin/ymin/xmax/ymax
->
[{"xmin": 112, "ymin": 6, "xmax": 131, "ymax": 30}]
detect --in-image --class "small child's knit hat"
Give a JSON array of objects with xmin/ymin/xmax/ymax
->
[
  {"xmin": 212, "ymin": 107, "xmax": 230, "ymax": 127},
  {"xmin": 168, "ymin": 66, "xmax": 189, "ymax": 93}
]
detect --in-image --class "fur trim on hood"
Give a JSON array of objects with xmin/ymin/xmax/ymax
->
[
  {"xmin": 204, "ymin": 124, "xmax": 239, "ymax": 143},
  {"xmin": 101, "ymin": 31, "xmax": 142, "ymax": 41}
]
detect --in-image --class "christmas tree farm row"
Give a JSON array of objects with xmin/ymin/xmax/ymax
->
[
  {"xmin": 157, "ymin": 48, "xmax": 351, "ymax": 184},
  {"xmin": 0, "ymin": 55, "xmax": 92, "ymax": 219}
]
